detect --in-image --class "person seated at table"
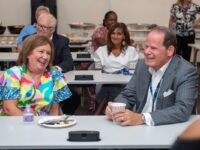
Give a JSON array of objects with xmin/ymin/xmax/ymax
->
[
  {"xmin": 0, "ymin": 34, "xmax": 72, "ymax": 116},
  {"xmin": 105, "ymin": 26, "xmax": 198, "ymax": 126},
  {"xmin": 93, "ymin": 22, "xmax": 139, "ymax": 115},
  {"xmin": 17, "ymin": 5, "xmax": 50, "ymax": 52},
  {"xmin": 171, "ymin": 119, "xmax": 200, "ymax": 150},
  {"xmin": 91, "ymin": 10, "xmax": 118, "ymax": 52},
  {"xmin": 76, "ymin": 11, "xmax": 118, "ymax": 112},
  {"xmin": 22, "ymin": 13, "xmax": 80, "ymax": 115}
]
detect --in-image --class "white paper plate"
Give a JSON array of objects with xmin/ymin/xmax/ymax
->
[{"xmin": 38, "ymin": 116, "xmax": 76, "ymax": 128}]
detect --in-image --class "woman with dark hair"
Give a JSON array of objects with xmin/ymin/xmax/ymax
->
[
  {"xmin": 79, "ymin": 11, "xmax": 117, "ymax": 112},
  {"xmin": 91, "ymin": 10, "xmax": 118, "ymax": 51},
  {"xmin": 93, "ymin": 22, "xmax": 138, "ymax": 114},
  {"xmin": 169, "ymin": 0, "xmax": 200, "ymax": 61},
  {"xmin": 0, "ymin": 34, "xmax": 71, "ymax": 116}
]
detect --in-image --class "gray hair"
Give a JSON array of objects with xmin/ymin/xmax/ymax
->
[
  {"xmin": 35, "ymin": 5, "xmax": 50, "ymax": 20},
  {"xmin": 38, "ymin": 13, "xmax": 57, "ymax": 28}
]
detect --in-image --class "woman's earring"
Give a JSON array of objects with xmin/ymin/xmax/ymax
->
[{"xmin": 122, "ymin": 40, "xmax": 126, "ymax": 46}]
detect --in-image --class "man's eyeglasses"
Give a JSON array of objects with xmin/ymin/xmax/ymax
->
[{"xmin": 36, "ymin": 23, "xmax": 54, "ymax": 31}]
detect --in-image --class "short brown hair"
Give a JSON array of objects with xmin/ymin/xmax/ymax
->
[
  {"xmin": 107, "ymin": 22, "xmax": 131, "ymax": 55},
  {"xmin": 150, "ymin": 26, "xmax": 177, "ymax": 53},
  {"xmin": 17, "ymin": 34, "xmax": 54, "ymax": 71}
]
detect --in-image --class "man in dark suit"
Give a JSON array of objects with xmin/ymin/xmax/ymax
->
[
  {"xmin": 35, "ymin": 13, "xmax": 80, "ymax": 114},
  {"xmin": 105, "ymin": 26, "xmax": 198, "ymax": 126},
  {"xmin": 36, "ymin": 13, "xmax": 73, "ymax": 72}
]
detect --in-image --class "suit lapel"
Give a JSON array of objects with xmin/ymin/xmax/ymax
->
[
  {"xmin": 156, "ymin": 55, "xmax": 179, "ymax": 109},
  {"xmin": 138, "ymin": 65, "xmax": 151, "ymax": 112}
]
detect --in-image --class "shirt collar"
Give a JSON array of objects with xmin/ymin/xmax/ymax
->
[
  {"xmin": 50, "ymin": 35, "xmax": 53, "ymax": 40},
  {"xmin": 148, "ymin": 58, "xmax": 172, "ymax": 75}
]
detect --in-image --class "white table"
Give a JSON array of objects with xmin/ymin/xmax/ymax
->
[
  {"xmin": 71, "ymin": 51, "xmax": 93, "ymax": 62},
  {"xmin": 0, "ymin": 115, "xmax": 199, "ymax": 149},
  {"xmin": 0, "ymin": 52, "xmax": 93, "ymax": 62},
  {"xmin": 64, "ymin": 70, "xmax": 132, "ymax": 84},
  {"xmin": 69, "ymin": 43, "xmax": 89, "ymax": 49},
  {"xmin": 188, "ymin": 43, "xmax": 200, "ymax": 65}
]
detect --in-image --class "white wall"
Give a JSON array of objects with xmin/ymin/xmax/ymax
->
[{"xmin": 0, "ymin": 0, "xmax": 200, "ymax": 34}]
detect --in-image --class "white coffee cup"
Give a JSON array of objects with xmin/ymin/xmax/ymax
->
[{"xmin": 111, "ymin": 102, "xmax": 126, "ymax": 124}]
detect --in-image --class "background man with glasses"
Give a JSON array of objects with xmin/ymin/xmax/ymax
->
[
  {"xmin": 17, "ymin": 5, "xmax": 49, "ymax": 52},
  {"xmin": 35, "ymin": 13, "xmax": 73, "ymax": 73}
]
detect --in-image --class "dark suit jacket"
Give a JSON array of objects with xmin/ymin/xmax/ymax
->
[
  {"xmin": 52, "ymin": 33, "xmax": 73, "ymax": 73},
  {"xmin": 115, "ymin": 55, "xmax": 198, "ymax": 125}
]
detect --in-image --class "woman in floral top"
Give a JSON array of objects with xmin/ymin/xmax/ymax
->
[
  {"xmin": 0, "ymin": 34, "xmax": 71, "ymax": 116},
  {"xmin": 169, "ymin": 0, "xmax": 200, "ymax": 61}
]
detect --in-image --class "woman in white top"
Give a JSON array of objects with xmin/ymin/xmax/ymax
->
[
  {"xmin": 94, "ymin": 23, "xmax": 138, "ymax": 73},
  {"xmin": 93, "ymin": 22, "xmax": 139, "ymax": 114}
]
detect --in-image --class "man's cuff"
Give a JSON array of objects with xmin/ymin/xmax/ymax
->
[{"xmin": 142, "ymin": 113, "xmax": 155, "ymax": 126}]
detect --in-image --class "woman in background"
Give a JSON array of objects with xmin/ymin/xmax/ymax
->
[
  {"xmin": 93, "ymin": 22, "xmax": 139, "ymax": 114},
  {"xmin": 169, "ymin": 0, "xmax": 200, "ymax": 61},
  {"xmin": 0, "ymin": 34, "xmax": 71, "ymax": 116},
  {"xmin": 91, "ymin": 10, "xmax": 118, "ymax": 51},
  {"xmin": 80, "ymin": 10, "xmax": 118, "ymax": 112}
]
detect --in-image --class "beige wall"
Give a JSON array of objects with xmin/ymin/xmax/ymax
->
[{"xmin": 0, "ymin": 0, "xmax": 200, "ymax": 34}]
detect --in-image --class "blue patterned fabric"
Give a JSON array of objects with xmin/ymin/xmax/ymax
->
[
  {"xmin": 1, "ymin": 86, "xmax": 20, "ymax": 100},
  {"xmin": 53, "ymin": 86, "xmax": 72, "ymax": 103},
  {"xmin": 102, "ymin": 68, "xmax": 133, "ymax": 76}
]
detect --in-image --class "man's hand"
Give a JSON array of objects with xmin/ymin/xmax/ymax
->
[
  {"xmin": 113, "ymin": 109, "xmax": 144, "ymax": 126},
  {"xmin": 105, "ymin": 102, "xmax": 113, "ymax": 120}
]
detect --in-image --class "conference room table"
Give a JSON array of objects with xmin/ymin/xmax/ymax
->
[
  {"xmin": 0, "ymin": 115, "xmax": 199, "ymax": 149},
  {"xmin": 0, "ymin": 52, "xmax": 93, "ymax": 62},
  {"xmin": 64, "ymin": 70, "xmax": 133, "ymax": 85},
  {"xmin": 64, "ymin": 70, "xmax": 133, "ymax": 106}
]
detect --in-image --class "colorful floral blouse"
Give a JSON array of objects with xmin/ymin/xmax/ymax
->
[
  {"xmin": 170, "ymin": 3, "xmax": 200, "ymax": 37},
  {"xmin": 0, "ymin": 65, "xmax": 72, "ymax": 116}
]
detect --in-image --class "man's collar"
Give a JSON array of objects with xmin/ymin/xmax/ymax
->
[
  {"xmin": 50, "ymin": 34, "xmax": 53, "ymax": 40},
  {"xmin": 149, "ymin": 58, "xmax": 172, "ymax": 75}
]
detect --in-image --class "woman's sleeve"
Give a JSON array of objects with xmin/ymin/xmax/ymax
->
[
  {"xmin": 92, "ymin": 27, "xmax": 103, "ymax": 41},
  {"xmin": 93, "ymin": 47, "xmax": 103, "ymax": 69},
  {"xmin": 128, "ymin": 47, "xmax": 139, "ymax": 69},
  {"xmin": 0, "ymin": 68, "xmax": 21, "ymax": 100},
  {"xmin": 170, "ymin": 4, "xmax": 176, "ymax": 17},
  {"xmin": 51, "ymin": 68, "xmax": 72, "ymax": 103}
]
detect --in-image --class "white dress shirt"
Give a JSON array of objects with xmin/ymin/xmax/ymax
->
[
  {"xmin": 93, "ymin": 45, "xmax": 139, "ymax": 72},
  {"xmin": 142, "ymin": 58, "xmax": 172, "ymax": 126}
]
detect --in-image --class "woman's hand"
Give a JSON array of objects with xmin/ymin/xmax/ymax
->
[
  {"xmin": 3, "ymin": 99, "xmax": 23, "ymax": 116},
  {"xmin": 49, "ymin": 103, "xmax": 59, "ymax": 115}
]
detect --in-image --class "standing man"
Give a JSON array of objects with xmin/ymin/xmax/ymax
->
[{"xmin": 106, "ymin": 26, "xmax": 198, "ymax": 126}]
